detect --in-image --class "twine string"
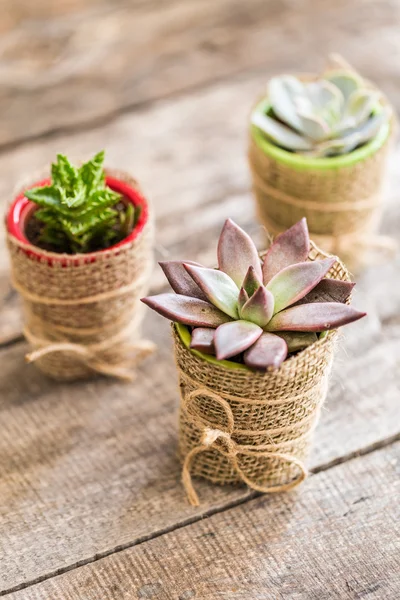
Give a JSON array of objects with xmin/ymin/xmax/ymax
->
[
  {"xmin": 181, "ymin": 385, "xmax": 309, "ymax": 507},
  {"xmin": 248, "ymin": 137, "xmax": 398, "ymax": 266}
]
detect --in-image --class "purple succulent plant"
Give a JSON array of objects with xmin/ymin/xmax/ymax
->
[{"xmin": 142, "ymin": 218, "xmax": 366, "ymax": 370}]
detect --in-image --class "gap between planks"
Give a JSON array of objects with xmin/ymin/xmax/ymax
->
[{"xmin": 1, "ymin": 429, "xmax": 399, "ymax": 599}]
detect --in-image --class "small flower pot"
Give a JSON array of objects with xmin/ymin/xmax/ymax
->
[
  {"xmin": 173, "ymin": 243, "xmax": 349, "ymax": 506},
  {"xmin": 6, "ymin": 169, "xmax": 153, "ymax": 381},
  {"xmin": 249, "ymin": 95, "xmax": 393, "ymax": 270}
]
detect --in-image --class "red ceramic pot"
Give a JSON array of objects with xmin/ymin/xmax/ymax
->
[{"xmin": 6, "ymin": 174, "xmax": 149, "ymax": 264}]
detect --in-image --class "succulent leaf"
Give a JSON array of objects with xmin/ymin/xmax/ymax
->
[
  {"xmin": 183, "ymin": 264, "xmax": 240, "ymax": 319},
  {"xmin": 217, "ymin": 219, "xmax": 262, "ymax": 287},
  {"xmin": 159, "ymin": 261, "xmax": 207, "ymax": 300},
  {"xmin": 275, "ymin": 331, "xmax": 318, "ymax": 353},
  {"xmin": 266, "ymin": 257, "xmax": 335, "ymax": 314},
  {"xmin": 262, "ymin": 218, "xmax": 310, "ymax": 283},
  {"xmin": 190, "ymin": 327, "xmax": 216, "ymax": 354},
  {"xmin": 141, "ymin": 294, "xmax": 231, "ymax": 327},
  {"xmin": 266, "ymin": 302, "xmax": 366, "ymax": 332},
  {"xmin": 268, "ymin": 75, "xmax": 305, "ymax": 132},
  {"xmin": 251, "ymin": 110, "xmax": 313, "ymax": 151},
  {"xmin": 293, "ymin": 278, "xmax": 355, "ymax": 306},
  {"xmin": 243, "ymin": 265, "xmax": 263, "ymax": 297},
  {"xmin": 214, "ymin": 320, "xmax": 263, "ymax": 360},
  {"xmin": 324, "ymin": 71, "xmax": 361, "ymax": 102},
  {"xmin": 240, "ymin": 286, "xmax": 274, "ymax": 327},
  {"xmin": 244, "ymin": 332, "xmax": 288, "ymax": 370}
]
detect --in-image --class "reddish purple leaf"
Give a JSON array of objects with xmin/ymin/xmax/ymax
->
[
  {"xmin": 293, "ymin": 279, "xmax": 355, "ymax": 306},
  {"xmin": 190, "ymin": 327, "xmax": 216, "ymax": 354},
  {"xmin": 141, "ymin": 294, "xmax": 231, "ymax": 327},
  {"xmin": 159, "ymin": 261, "xmax": 207, "ymax": 300},
  {"xmin": 244, "ymin": 332, "xmax": 288, "ymax": 370},
  {"xmin": 218, "ymin": 219, "xmax": 262, "ymax": 287},
  {"xmin": 262, "ymin": 218, "xmax": 310, "ymax": 284},
  {"xmin": 266, "ymin": 302, "xmax": 366, "ymax": 332},
  {"xmin": 184, "ymin": 263, "xmax": 239, "ymax": 319},
  {"xmin": 242, "ymin": 265, "xmax": 263, "ymax": 297},
  {"xmin": 214, "ymin": 320, "xmax": 263, "ymax": 360},
  {"xmin": 267, "ymin": 257, "xmax": 336, "ymax": 313},
  {"xmin": 240, "ymin": 286, "xmax": 274, "ymax": 327}
]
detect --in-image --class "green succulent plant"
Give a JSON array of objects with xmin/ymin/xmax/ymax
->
[
  {"xmin": 142, "ymin": 218, "xmax": 366, "ymax": 370},
  {"xmin": 251, "ymin": 64, "xmax": 391, "ymax": 157},
  {"xmin": 25, "ymin": 151, "xmax": 135, "ymax": 254}
]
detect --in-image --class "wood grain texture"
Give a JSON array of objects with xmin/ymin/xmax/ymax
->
[
  {"xmin": 7, "ymin": 443, "xmax": 400, "ymax": 600},
  {"xmin": 0, "ymin": 0, "xmax": 400, "ymax": 146}
]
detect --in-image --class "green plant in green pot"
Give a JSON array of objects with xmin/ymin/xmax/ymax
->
[
  {"xmin": 141, "ymin": 218, "xmax": 365, "ymax": 505},
  {"xmin": 248, "ymin": 55, "xmax": 394, "ymax": 271}
]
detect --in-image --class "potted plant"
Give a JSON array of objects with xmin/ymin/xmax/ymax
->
[
  {"xmin": 142, "ymin": 218, "xmax": 365, "ymax": 505},
  {"xmin": 6, "ymin": 151, "xmax": 154, "ymax": 381},
  {"xmin": 248, "ymin": 56, "xmax": 394, "ymax": 270}
]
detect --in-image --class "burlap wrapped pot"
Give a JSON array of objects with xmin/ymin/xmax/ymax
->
[
  {"xmin": 6, "ymin": 169, "xmax": 154, "ymax": 381},
  {"xmin": 248, "ymin": 94, "xmax": 395, "ymax": 271},
  {"xmin": 174, "ymin": 242, "xmax": 350, "ymax": 506}
]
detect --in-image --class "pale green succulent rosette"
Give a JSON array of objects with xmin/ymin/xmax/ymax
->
[
  {"xmin": 251, "ymin": 97, "xmax": 391, "ymax": 171},
  {"xmin": 248, "ymin": 66, "xmax": 394, "ymax": 269}
]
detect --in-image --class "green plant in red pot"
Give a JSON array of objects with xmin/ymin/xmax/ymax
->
[
  {"xmin": 142, "ymin": 218, "xmax": 365, "ymax": 505},
  {"xmin": 6, "ymin": 151, "xmax": 154, "ymax": 381}
]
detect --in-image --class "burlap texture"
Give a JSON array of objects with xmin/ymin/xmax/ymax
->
[
  {"xmin": 174, "ymin": 243, "xmax": 350, "ymax": 505},
  {"xmin": 248, "ymin": 100, "xmax": 394, "ymax": 270},
  {"xmin": 6, "ymin": 169, "xmax": 154, "ymax": 381}
]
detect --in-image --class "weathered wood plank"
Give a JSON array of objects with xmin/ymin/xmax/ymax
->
[
  {"xmin": 6, "ymin": 442, "xmax": 400, "ymax": 600},
  {"xmin": 0, "ymin": 0, "xmax": 400, "ymax": 146}
]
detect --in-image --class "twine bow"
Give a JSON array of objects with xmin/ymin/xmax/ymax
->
[{"xmin": 181, "ymin": 388, "xmax": 307, "ymax": 507}]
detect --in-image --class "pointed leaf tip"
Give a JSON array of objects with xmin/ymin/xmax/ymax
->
[
  {"xmin": 266, "ymin": 302, "xmax": 366, "ymax": 332},
  {"xmin": 184, "ymin": 263, "xmax": 240, "ymax": 319},
  {"xmin": 214, "ymin": 320, "xmax": 263, "ymax": 360},
  {"xmin": 141, "ymin": 294, "xmax": 231, "ymax": 327},
  {"xmin": 263, "ymin": 218, "xmax": 310, "ymax": 284},
  {"xmin": 159, "ymin": 260, "xmax": 207, "ymax": 300},
  {"xmin": 267, "ymin": 257, "xmax": 336, "ymax": 314},
  {"xmin": 218, "ymin": 219, "xmax": 262, "ymax": 287},
  {"xmin": 244, "ymin": 332, "xmax": 288, "ymax": 370},
  {"xmin": 242, "ymin": 265, "xmax": 263, "ymax": 297}
]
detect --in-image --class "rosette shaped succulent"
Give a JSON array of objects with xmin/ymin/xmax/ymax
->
[
  {"xmin": 251, "ymin": 66, "xmax": 391, "ymax": 157},
  {"xmin": 142, "ymin": 219, "xmax": 365, "ymax": 370}
]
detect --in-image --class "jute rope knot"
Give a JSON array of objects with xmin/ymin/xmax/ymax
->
[{"xmin": 181, "ymin": 385, "xmax": 309, "ymax": 507}]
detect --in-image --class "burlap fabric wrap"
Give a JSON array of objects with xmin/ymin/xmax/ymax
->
[
  {"xmin": 248, "ymin": 99, "xmax": 395, "ymax": 271},
  {"xmin": 6, "ymin": 169, "xmax": 154, "ymax": 381},
  {"xmin": 174, "ymin": 243, "xmax": 349, "ymax": 506}
]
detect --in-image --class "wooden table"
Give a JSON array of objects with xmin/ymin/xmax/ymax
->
[{"xmin": 0, "ymin": 1, "xmax": 399, "ymax": 598}]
